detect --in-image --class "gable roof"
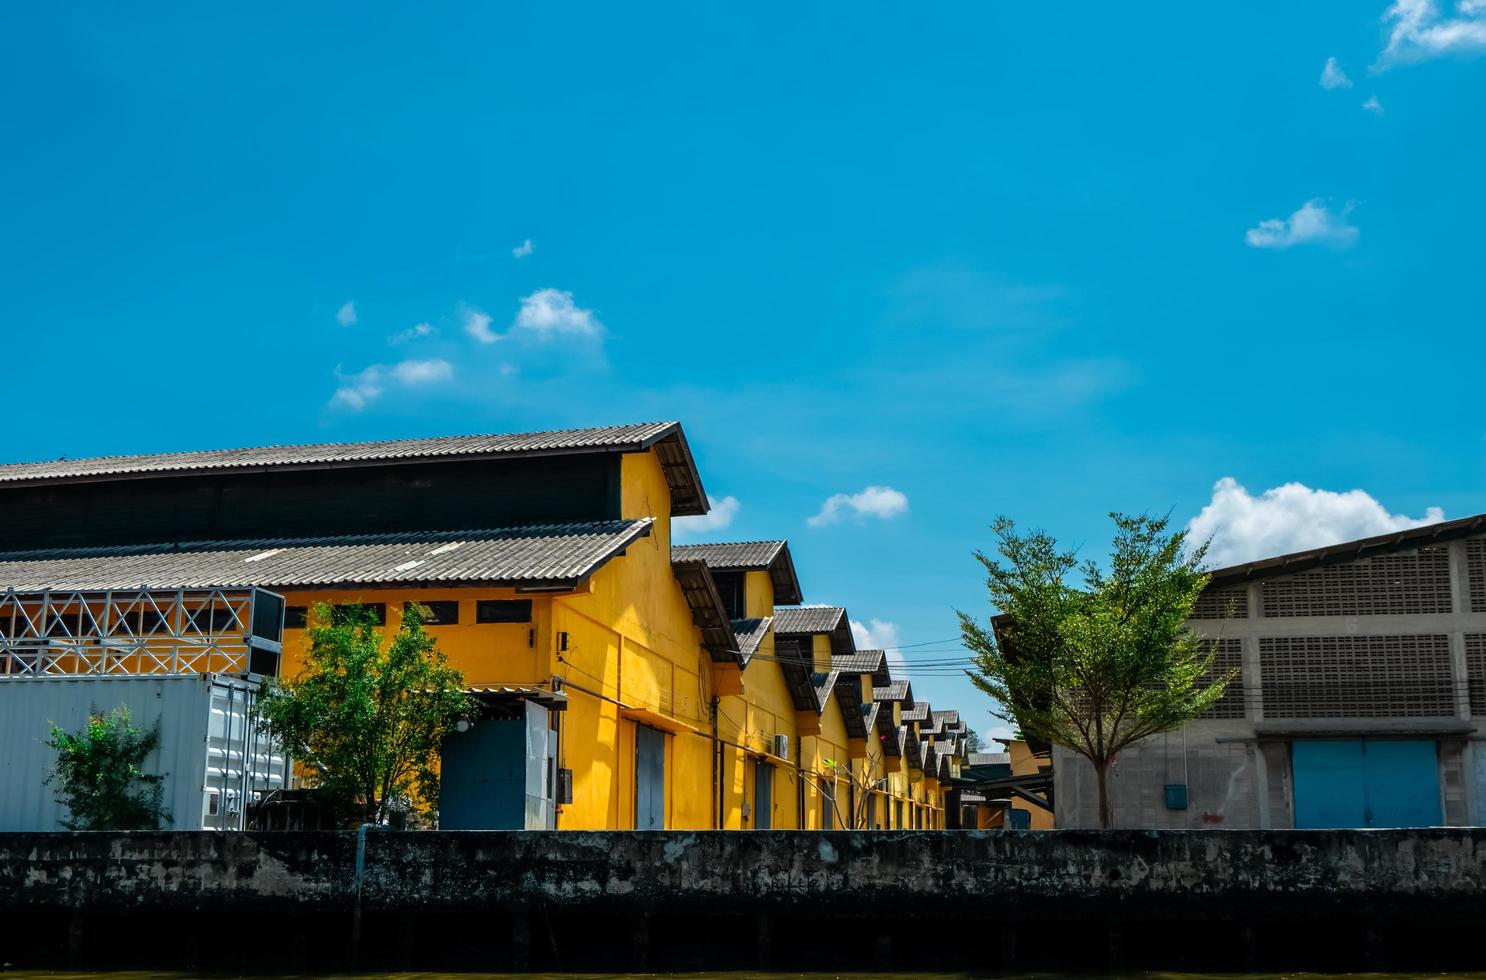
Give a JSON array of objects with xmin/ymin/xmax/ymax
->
[
  {"xmin": 902, "ymin": 701, "xmax": 933, "ymax": 725},
  {"xmin": 872, "ymin": 679, "xmax": 913, "ymax": 704},
  {"xmin": 773, "ymin": 605, "xmax": 855, "ymax": 660},
  {"xmin": 1204, "ymin": 511, "xmax": 1486, "ymax": 588},
  {"xmin": 0, "ymin": 421, "xmax": 709, "ymax": 516},
  {"xmin": 670, "ymin": 540, "xmax": 803, "ymax": 604},
  {"xmin": 773, "ymin": 605, "xmax": 844, "ymax": 634},
  {"xmin": 830, "ymin": 668, "xmax": 870, "ymax": 741},
  {"xmin": 732, "ymin": 617, "xmax": 773, "ymax": 664},
  {"xmin": 0, "ymin": 520, "xmax": 654, "ymax": 592},
  {"xmin": 832, "ymin": 648, "xmax": 892, "ymax": 687},
  {"xmin": 670, "ymin": 558, "xmax": 742, "ymax": 665},
  {"xmin": 811, "ymin": 671, "xmax": 842, "ymax": 713}
]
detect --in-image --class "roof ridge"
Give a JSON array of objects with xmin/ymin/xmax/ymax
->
[
  {"xmin": 0, "ymin": 518, "xmax": 654, "ymax": 560},
  {"xmin": 0, "ymin": 421, "xmax": 681, "ymax": 472}
]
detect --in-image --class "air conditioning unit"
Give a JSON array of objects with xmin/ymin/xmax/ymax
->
[{"xmin": 771, "ymin": 734, "xmax": 790, "ymax": 761}]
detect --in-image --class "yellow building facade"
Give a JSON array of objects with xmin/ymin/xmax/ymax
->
[{"xmin": 0, "ymin": 420, "xmax": 971, "ymax": 832}]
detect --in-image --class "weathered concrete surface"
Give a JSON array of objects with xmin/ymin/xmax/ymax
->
[
  {"xmin": 4, "ymin": 830, "xmax": 1485, "ymax": 971},
  {"xmin": 5, "ymin": 829, "xmax": 1484, "ymax": 913}
]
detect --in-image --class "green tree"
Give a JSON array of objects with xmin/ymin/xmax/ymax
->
[
  {"xmin": 963, "ymin": 729, "xmax": 984, "ymax": 754},
  {"xmin": 256, "ymin": 603, "xmax": 474, "ymax": 825},
  {"xmin": 47, "ymin": 705, "xmax": 168, "ymax": 830},
  {"xmin": 958, "ymin": 513, "xmax": 1231, "ymax": 829}
]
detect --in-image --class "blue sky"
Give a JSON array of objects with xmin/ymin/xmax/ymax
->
[{"xmin": 3, "ymin": 3, "xmax": 1484, "ymax": 738}]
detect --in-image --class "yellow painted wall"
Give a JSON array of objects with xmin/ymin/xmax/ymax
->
[
  {"xmin": 802, "ymin": 684, "xmax": 849, "ymax": 829},
  {"xmin": 551, "ymin": 451, "xmax": 717, "ymax": 830},
  {"xmin": 1005, "ymin": 738, "xmax": 1056, "ymax": 830}
]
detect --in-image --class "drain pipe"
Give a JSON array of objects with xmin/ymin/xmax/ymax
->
[
  {"xmin": 710, "ymin": 696, "xmax": 721, "ymax": 829},
  {"xmin": 350, "ymin": 821, "xmax": 376, "ymax": 970}
]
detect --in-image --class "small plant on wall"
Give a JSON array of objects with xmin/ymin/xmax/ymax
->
[{"xmin": 47, "ymin": 705, "xmax": 169, "ymax": 830}]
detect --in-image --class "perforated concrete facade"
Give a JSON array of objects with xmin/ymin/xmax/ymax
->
[{"xmin": 1053, "ymin": 532, "xmax": 1486, "ymax": 829}]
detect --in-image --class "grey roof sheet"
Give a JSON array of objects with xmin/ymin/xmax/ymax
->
[
  {"xmin": 732, "ymin": 617, "xmax": 772, "ymax": 662},
  {"xmin": 670, "ymin": 539, "xmax": 804, "ymax": 605},
  {"xmin": 0, "ymin": 422, "xmax": 682, "ymax": 485},
  {"xmin": 967, "ymin": 752, "xmax": 1011, "ymax": 766},
  {"xmin": 902, "ymin": 701, "xmax": 932, "ymax": 723},
  {"xmin": 811, "ymin": 670, "xmax": 841, "ymax": 709},
  {"xmin": 0, "ymin": 520, "xmax": 653, "ymax": 591},
  {"xmin": 932, "ymin": 710, "xmax": 960, "ymax": 727},
  {"xmin": 1204, "ymin": 511, "xmax": 1486, "ymax": 587},
  {"xmin": 773, "ymin": 605, "xmax": 846, "ymax": 635},
  {"xmin": 873, "ymin": 679, "xmax": 911, "ymax": 703},
  {"xmin": 832, "ymin": 649, "xmax": 886, "ymax": 673},
  {"xmin": 671, "ymin": 540, "xmax": 785, "ymax": 569}
]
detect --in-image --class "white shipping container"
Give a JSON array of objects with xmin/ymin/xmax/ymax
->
[{"xmin": 0, "ymin": 673, "xmax": 288, "ymax": 831}]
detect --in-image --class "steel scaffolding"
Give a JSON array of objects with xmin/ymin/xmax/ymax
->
[{"xmin": 0, "ymin": 587, "xmax": 285, "ymax": 677}]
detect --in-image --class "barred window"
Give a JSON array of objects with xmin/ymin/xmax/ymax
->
[
  {"xmin": 1467, "ymin": 633, "xmax": 1486, "ymax": 716},
  {"xmin": 1259, "ymin": 634, "xmax": 1454, "ymax": 718},
  {"xmin": 1197, "ymin": 639, "xmax": 1245, "ymax": 719},
  {"xmin": 1468, "ymin": 539, "xmax": 1486, "ymax": 613},
  {"xmin": 1261, "ymin": 548, "xmax": 1453, "ymax": 617},
  {"xmin": 1192, "ymin": 586, "xmax": 1248, "ymax": 620}
]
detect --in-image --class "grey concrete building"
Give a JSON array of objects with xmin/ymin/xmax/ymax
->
[{"xmin": 1053, "ymin": 513, "xmax": 1486, "ymax": 829}]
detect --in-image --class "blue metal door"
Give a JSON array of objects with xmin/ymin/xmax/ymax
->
[
  {"xmin": 1363, "ymin": 739, "xmax": 1441, "ymax": 827},
  {"xmin": 1293, "ymin": 739, "xmax": 1440, "ymax": 828},
  {"xmin": 635, "ymin": 725, "xmax": 665, "ymax": 829},
  {"xmin": 753, "ymin": 759, "xmax": 772, "ymax": 829}
]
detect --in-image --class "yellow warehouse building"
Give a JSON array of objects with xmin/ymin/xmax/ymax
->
[{"xmin": 0, "ymin": 421, "xmax": 968, "ymax": 831}]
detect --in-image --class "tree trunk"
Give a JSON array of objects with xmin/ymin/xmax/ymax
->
[{"xmin": 1094, "ymin": 758, "xmax": 1112, "ymax": 829}]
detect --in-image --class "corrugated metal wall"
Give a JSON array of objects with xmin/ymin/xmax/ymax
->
[{"xmin": 0, "ymin": 674, "xmax": 283, "ymax": 831}]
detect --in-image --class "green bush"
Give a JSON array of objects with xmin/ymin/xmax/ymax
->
[{"xmin": 47, "ymin": 705, "xmax": 169, "ymax": 830}]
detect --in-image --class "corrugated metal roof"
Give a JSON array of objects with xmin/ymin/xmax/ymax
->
[
  {"xmin": 732, "ymin": 617, "xmax": 772, "ymax": 663},
  {"xmin": 873, "ymin": 679, "xmax": 912, "ymax": 703},
  {"xmin": 832, "ymin": 649, "xmax": 885, "ymax": 673},
  {"xmin": 671, "ymin": 541, "xmax": 804, "ymax": 605},
  {"xmin": 1204, "ymin": 511, "xmax": 1486, "ymax": 587},
  {"xmin": 902, "ymin": 701, "xmax": 932, "ymax": 723},
  {"xmin": 773, "ymin": 605, "xmax": 846, "ymax": 635},
  {"xmin": 671, "ymin": 559, "xmax": 743, "ymax": 665},
  {"xmin": 932, "ymin": 709, "xmax": 960, "ymax": 727},
  {"xmin": 0, "ymin": 520, "xmax": 653, "ymax": 591},
  {"xmin": 967, "ymin": 752, "xmax": 1011, "ymax": 766},
  {"xmin": 0, "ymin": 422, "xmax": 679, "ymax": 484},
  {"xmin": 811, "ymin": 670, "xmax": 840, "ymax": 710},
  {"xmin": 671, "ymin": 540, "xmax": 785, "ymax": 569}
]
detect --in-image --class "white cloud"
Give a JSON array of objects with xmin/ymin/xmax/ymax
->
[
  {"xmin": 331, "ymin": 365, "xmax": 382, "ymax": 410},
  {"xmin": 336, "ymin": 301, "xmax": 358, "ymax": 327},
  {"xmin": 463, "ymin": 307, "xmax": 500, "ymax": 344},
  {"xmin": 513, "ymin": 288, "xmax": 603, "ymax": 339},
  {"xmin": 987, "ymin": 724, "xmax": 1016, "ymax": 743},
  {"xmin": 1186, "ymin": 476, "xmax": 1445, "ymax": 568},
  {"xmin": 392, "ymin": 322, "xmax": 435, "ymax": 344},
  {"xmin": 1362, "ymin": 95, "xmax": 1386, "ymax": 114},
  {"xmin": 463, "ymin": 290, "xmax": 603, "ymax": 344},
  {"xmin": 851, "ymin": 618, "xmax": 905, "ymax": 673},
  {"xmin": 1320, "ymin": 56, "xmax": 1354, "ymax": 88},
  {"xmin": 808, "ymin": 486, "xmax": 909, "ymax": 527},
  {"xmin": 1245, "ymin": 199, "xmax": 1359, "ymax": 250},
  {"xmin": 1377, "ymin": 0, "xmax": 1486, "ymax": 69},
  {"xmin": 330, "ymin": 358, "xmax": 453, "ymax": 410},
  {"xmin": 672, "ymin": 494, "xmax": 741, "ymax": 539},
  {"xmin": 512, "ymin": 239, "xmax": 534, "ymax": 258},
  {"xmin": 390, "ymin": 358, "xmax": 453, "ymax": 385}
]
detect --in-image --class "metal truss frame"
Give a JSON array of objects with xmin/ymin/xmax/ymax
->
[{"xmin": 0, "ymin": 587, "xmax": 275, "ymax": 676}]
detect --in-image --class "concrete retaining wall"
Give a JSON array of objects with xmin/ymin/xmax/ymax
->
[{"xmin": 4, "ymin": 829, "xmax": 1485, "ymax": 972}]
